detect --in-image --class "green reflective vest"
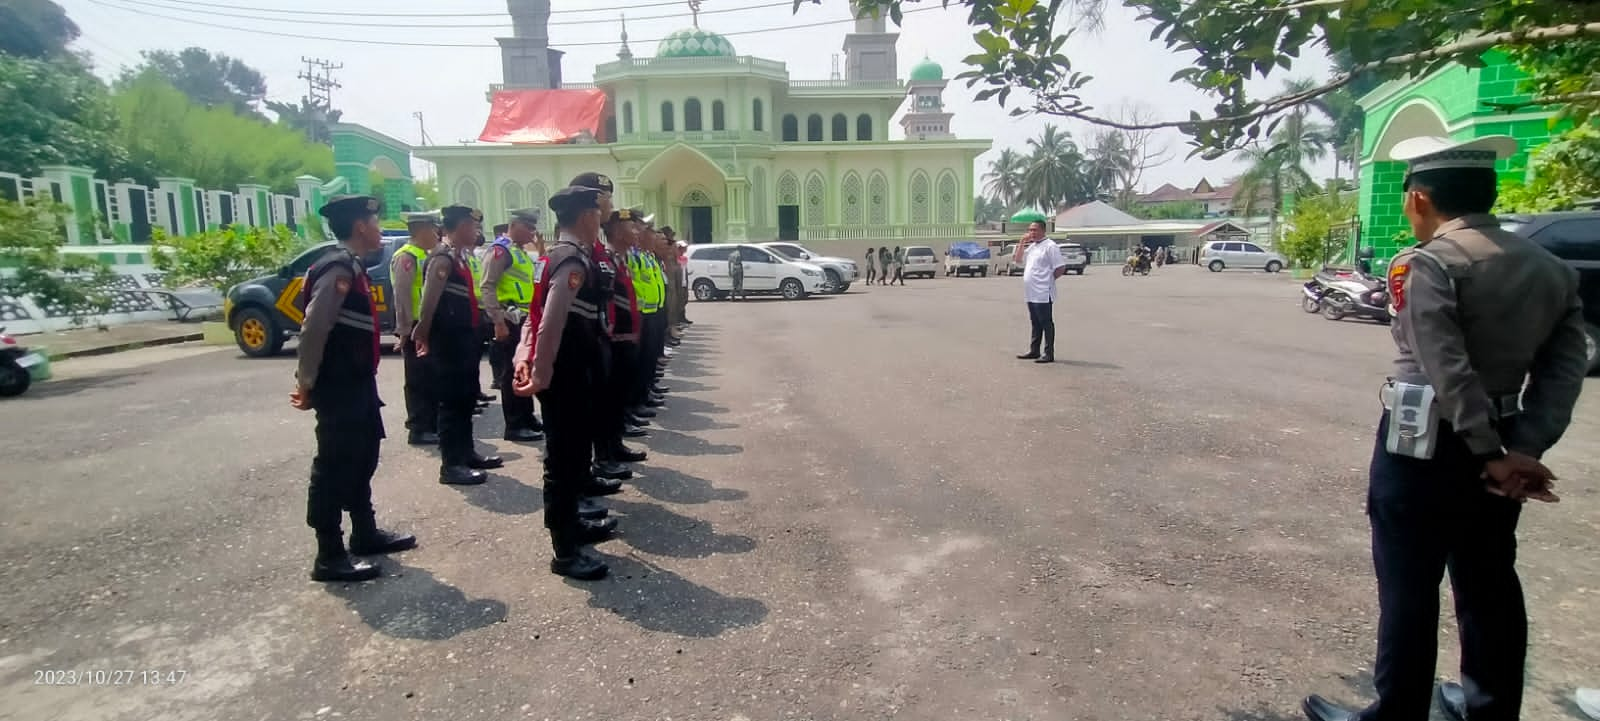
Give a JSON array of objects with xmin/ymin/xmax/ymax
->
[
  {"xmin": 629, "ymin": 251, "xmax": 663, "ymax": 313},
  {"xmin": 496, "ymin": 244, "xmax": 535, "ymax": 306},
  {"xmin": 396, "ymin": 243, "xmax": 427, "ymax": 319}
]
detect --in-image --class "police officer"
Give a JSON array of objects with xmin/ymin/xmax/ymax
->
[
  {"xmin": 594, "ymin": 207, "xmax": 649, "ymax": 475},
  {"xmin": 480, "ymin": 209, "xmax": 545, "ymax": 443},
  {"xmin": 413, "ymin": 204, "xmax": 503, "ymax": 485},
  {"xmin": 392, "ymin": 211, "xmax": 442, "ymax": 445},
  {"xmin": 292, "ymin": 195, "xmax": 417, "ymax": 582},
  {"xmin": 727, "ymin": 244, "xmax": 745, "ymax": 300},
  {"xmin": 1302, "ymin": 135, "xmax": 1588, "ymax": 721},
  {"xmin": 512, "ymin": 185, "xmax": 618, "ymax": 580}
]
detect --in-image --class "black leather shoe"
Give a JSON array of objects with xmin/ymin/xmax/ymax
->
[
  {"xmin": 527, "ymin": 416, "xmax": 544, "ymax": 432},
  {"xmin": 477, "ymin": 393, "xmax": 495, "ymax": 403},
  {"xmin": 1016, "ymin": 351, "xmax": 1040, "ymax": 360},
  {"xmin": 644, "ymin": 397, "xmax": 666, "ymax": 408},
  {"xmin": 489, "ymin": 380, "xmax": 501, "ymax": 390},
  {"xmin": 611, "ymin": 445, "xmax": 647, "ymax": 463},
  {"xmin": 577, "ymin": 498, "xmax": 609, "ymax": 520},
  {"xmin": 579, "ymin": 517, "xmax": 619, "ymax": 543},
  {"xmin": 623, "ymin": 425, "xmax": 649, "ymax": 438},
  {"xmin": 652, "ymin": 385, "xmax": 671, "ymax": 394},
  {"xmin": 349, "ymin": 528, "xmax": 418, "ymax": 555},
  {"xmin": 311, "ymin": 552, "xmax": 381, "ymax": 582},
  {"xmin": 633, "ymin": 406, "xmax": 658, "ymax": 419},
  {"xmin": 550, "ymin": 551, "xmax": 608, "ymax": 580},
  {"xmin": 472, "ymin": 406, "xmax": 484, "ymax": 416},
  {"xmin": 407, "ymin": 431, "xmax": 439, "ymax": 445},
  {"xmin": 440, "ymin": 465, "xmax": 487, "ymax": 485},
  {"xmin": 503, "ymin": 427, "xmax": 544, "ymax": 442},
  {"xmin": 1035, "ymin": 355, "xmax": 1054, "ymax": 364},
  {"xmin": 1435, "ymin": 683, "xmax": 1467, "ymax": 721},
  {"xmin": 593, "ymin": 461, "xmax": 633, "ymax": 481},
  {"xmin": 467, "ymin": 454, "xmax": 504, "ymax": 470},
  {"xmin": 581, "ymin": 477, "xmax": 625, "ymax": 497},
  {"xmin": 1301, "ymin": 695, "xmax": 1358, "ymax": 721}
]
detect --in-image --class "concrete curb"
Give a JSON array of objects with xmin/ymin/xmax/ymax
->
[{"xmin": 45, "ymin": 332, "xmax": 205, "ymax": 361}]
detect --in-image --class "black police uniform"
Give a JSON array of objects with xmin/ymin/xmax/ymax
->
[
  {"xmin": 422, "ymin": 241, "xmax": 500, "ymax": 483},
  {"xmin": 296, "ymin": 196, "xmax": 417, "ymax": 582}
]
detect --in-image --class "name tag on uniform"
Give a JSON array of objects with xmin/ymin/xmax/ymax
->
[
  {"xmin": 1383, "ymin": 381, "xmax": 1440, "ymax": 460},
  {"xmin": 533, "ymin": 258, "xmax": 547, "ymax": 282}
]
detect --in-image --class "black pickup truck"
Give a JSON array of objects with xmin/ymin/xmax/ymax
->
[
  {"xmin": 222, "ymin": 239, "xmax": 402, "ymax": 357},
  {"xmin": 1499, "ymin": 210, "xmax": 1600, "ymax": 374}
]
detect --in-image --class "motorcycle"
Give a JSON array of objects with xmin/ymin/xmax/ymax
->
[
  {"xmin": 1121, "ymin": 254, "xmax": 1151, "ymax": 277},
  {"xmin": 1303, "ymin": 267, "xmax": 1390, "ymax": 323},
  {"xmin": 0, "ymin": 326, "xmax": 45, "ymax": 397}
]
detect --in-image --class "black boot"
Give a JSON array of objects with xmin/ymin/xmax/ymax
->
[
  {"xmin": 349, "ymin": 516, "xmax": 418, "ymax": 555},
  {"xmin": 578, "ymin": 498, "xmax": 609, "ymax": 520},
  {"xmin": 581, "ymin": 476, "xmax": 625, "ymax": 497},
  {"xmin": 593, "ymin": 461, "xmax": 633, "ymax": 481},
  {"xmin": 611, "ymin": 443, "xmax": 647, "ymax": 463},
  {"xmin": 549, "ymin": 531, "xmax": 608, "ymax": 580},
  {"xmin": 467, "ymin": 453, "xmax": 504, "ymax": 470},
  {"xmin": 632, "ymin": 406, "xmax": 658, "ymax": 419},
  {"xmin": 644, "ymin": 397, "xmax": 666, "ymax": 408},
  {"xmin": 579, "ymin": 516, "xmax": 619, "ymax": 543},
  {"xmin": 407, "ymin": 430, "xmax": 439, "ymax": 445},
  {"xmin": 651, "ymin": 384, "xmax": 671, "ymax": 394},
  {"xmin": 477, "ymin": 392, "xmax": 495, "ymax": 403},
  {"xmin": 311, "ymin": 532, "xmax": 381, "ymax": 582},
  {"xmin": 623, "ymin": 424, "xmax": 650, "ymax": 438},
  {"xmin": 527, "ymin": 415, "xmax": 544, "ymax": 432},
  {"xmin": 503, "ymin": 427, "xmax": 544, "ymax": 442},
  {"xmin": 440, "ymin": 465, "xmax": 487, "ymax": 485}
]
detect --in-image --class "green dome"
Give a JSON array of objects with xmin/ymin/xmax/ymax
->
[
  {"xmin": 909, "ymin": 57, "xmax": 944, "ymax": 82},
  {"xmin": 656, "ymin": 28, "xmax": 737, "ymax": 58},
  {"xmin": 1010, "ymin": 210, "xmax": 1047, "ymax": 224}
]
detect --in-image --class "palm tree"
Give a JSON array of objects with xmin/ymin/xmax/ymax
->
[
  {"xmin": 1086, "ymin": 129, "xmax": 1135, "ymax": 202},
  {"xmin": 1234, "ymin": 78, "xmax": 1333, "ymax": 243},
  {"xmin": 983, "ymin": 148, "xmax": 1027, "ymax": 211},
  {"xmin": 1022, "ymin": 124, "xmax": 1089, "ymax": 212}
]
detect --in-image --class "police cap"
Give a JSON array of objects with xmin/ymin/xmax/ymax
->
[
  {"xmin": 319, "ymin": 195, "xmax": 382, "ymax": 222},
  {"xmin": 549, "ymin": 185, "xmax": 603, "ymax": 213},
  {"xmin": 1387, "ymin": 135, "xmax": 1516, "ymax": 176},
  {"xmin": 570, "ymin": 172, "xmax": 614, "ymax": 194},
  {"xmin": 441, "ymin": 205, "xmax": 483, "ymax": 225},
  {"xmin": 403, "ymin": 210, "xmax": 441, "ymax": 228},
  {"xmin": 509, "ymin": 208, "xmax": 543, "ymax": 228}
]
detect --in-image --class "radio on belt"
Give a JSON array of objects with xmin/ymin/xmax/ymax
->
[{"xmin": 1384, "ymin": 381, "xmax": 1440, "ymax": 460}]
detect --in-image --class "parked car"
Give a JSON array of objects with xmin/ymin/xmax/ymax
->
[
  {"xmin": 1200, "ymin": 240, "xmax": 1287, "ymax": 273},
  {"xmin": 224, "ymin": 239, "xmax": 401, "ymax": 357},
  {"xmin": 902, "ymin": 245, "xmax": 938, "ymax": 278},
  {"xmin": 757, "ymin": 242, "xmax": 858, "ymax": 293},
  {"xmin": 944, "ymin": 241, "xmax": 992, "ymax": 277},
  {"xmin": 1499, "ymin": 210, "xmax": 1600, "ymax": 373},
  {"xmin": 684, "ymin": 244, "xmax": 828, "ymax": 301},
  {"xmin": 1059, "ymin": 242, "xmax": 1089, "ymax": 274},
  {"xmin": 997, "ymin": 243, "xmax": 1021, "ymax": 275}
]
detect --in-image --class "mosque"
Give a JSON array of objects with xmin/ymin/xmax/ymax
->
[{"xmin": 394, "ymin": 0, "xmax": 991, "ymax": 244}]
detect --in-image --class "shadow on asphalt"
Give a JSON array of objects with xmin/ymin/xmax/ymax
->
[
  {"xmin": 609, "ymin": 498, "xmax": 755, "ymax": 558},
  {"xmin": 656, "ymin": 377, "xmax": 711, "ymax": 394},
  {"xmin": 630, "ymin": 465, "xmax": 747, "ymax": 505},
  {"xmin": 453, "ymin": 472, "xmax": 544, "ymax": 515},
  {"xmin": 28, "ymin": 369, "xmax": 150, "ymax": 399},
  {"xmin": 1549, "ymin": 688, "xmax": 1591, "ymax": 720},
  {"xmin": 570, "ymin": 552, "xmax": 767, "ymax": 637},
  {"xmin": 1048, "ymin": 358, "xmax": 1122, "ymax": 370},
  {"xmin": 324, "ymin": 563, "xmax": 508, "ymax": 640},
  {"xmin": 636, "ymin": 427, "xmax": 743, "ymax": 456}
]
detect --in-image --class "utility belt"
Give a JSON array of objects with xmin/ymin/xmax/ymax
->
[
  {"xmin": 502, "ymin": 306, "xmax": 526, "ymax": 327},
  {"xmin": 1378, "ymin": 379, "xmax": 1521, "ymax": 460}
]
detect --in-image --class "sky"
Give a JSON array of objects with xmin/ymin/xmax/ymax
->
[{"xmin": 59, "ymin": 0, "xmax": 1337, "ymax": 196}]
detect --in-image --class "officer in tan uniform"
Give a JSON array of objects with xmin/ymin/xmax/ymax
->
[
  {"xmin": 479, "ymin": 208, "xmax": 545, "ymax": 443},
  {"xmin": 1303, "ymin": 135, "xmax": 1589, "ymax": 721},
  {"xmin": 392, "ymin": 211, "xmax": 442, "ymax": 445}
]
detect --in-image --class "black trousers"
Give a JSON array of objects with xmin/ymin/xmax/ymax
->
[
  {"xmin": 597, "ymin": 340, "xmax": 638, "ymax": 454},
  {"xmin": 490, "ymin": 330, "xmax": 536, "ymax": 430},
  {"xmin": 1026, "ymin": 301, "xmax": 1055, "ymax": 355},
  {"xmin": 536, "ymin": 349, "xmax": 605, "ymax": 541},
  {"xmin": 635, "ymin": 313, "xmax": 666, "ymax": 404},
  {"xmin": 433, "ymin": 331, "xmax": 479, "ymax": 466},
  {"xmin": 1361, "ymin": 413, "xmax": 1526, "ymax": 721},
  {"xmin": 306, "ymin": 380, "xmax": 383, "ymax": 533},
  {"xmin": 401, "ymin": 337, "xmax": 435, "ymax": 434}
]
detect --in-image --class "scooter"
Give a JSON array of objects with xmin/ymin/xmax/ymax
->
[
  {"xmin": 0, "ymin": 326, "xmax": 45, "ymax": 397},
  {"xmin": 1308, "ymin": 268, "xmax": 1390, "ymax": 323}
]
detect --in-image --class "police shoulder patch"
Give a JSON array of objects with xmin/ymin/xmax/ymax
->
[
  {"xmin": 1388, "ymin": 260, "xmax": 1410, "ymax": 312},
  {"xmin": 567, "ymin": 271, "xmax": 582, "ymax": 290},
  {"xmin": 335, "ymin": 276, "xmax": 352, "ymax": 294}
]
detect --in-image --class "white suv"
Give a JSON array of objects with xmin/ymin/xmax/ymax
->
[
  {"xmin": 1200, "ymin": 240, "xmax": 1286, "ymax": 273},
  {"xmin": 757, "ymin": 242, "xmax": 858, "ymax": 293},
  {"xmin": 684, "ymin": 244, "xmax": 827, "ymax": 300},
  {"xmin": 902, "ymin": 246, "xmax": 939, "ymax": 278}
]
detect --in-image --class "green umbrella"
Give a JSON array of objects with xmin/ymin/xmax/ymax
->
[{"xmin": 1009, "ymin": 209, "xmax": 1047, "ymax": 224}]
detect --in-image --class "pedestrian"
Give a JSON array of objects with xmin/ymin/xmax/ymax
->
[
  {"xmin": 392, "ymin": 210, "xmax": 441, "ymax": 446},
  {"xmin": 1013, "ymin": 220, "xmax": 1065, "ymax": 363},
  {"xmin": 480, "ymin": 208, "xmax": 545, "ymax": 443},
  {"xmin": 892, "ymin": 245, "xmax": 906, "ymax": 285},
  {"xmin": 412, "ymin": 204, "xmax": 503, "ymax": 486},
  {"xmin": 878, "ymin": 246, "xmax": 892, "ymax": 285},
  {"xmin": 512, "ymin": 185, "xmax": 618, "ymax": 580},
  {"xmin": 727, "ymin": 244, "xmax": 746, "ymax": 300},
  {"xmin": 864, "ymin": 246, "xmax": 878, "ymax": 285},
  {"xmin": 291, "ymin": 194, "xmax": 417, "ymax": 583},
  {"xmin": 1301, "ymin": 135, "xmax": 1588, "ymax": 721}
]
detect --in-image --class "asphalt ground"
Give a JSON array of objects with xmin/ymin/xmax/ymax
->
[{"xmin": 2, "ymin": 263, "xmax": 1597, "ymax": 721}]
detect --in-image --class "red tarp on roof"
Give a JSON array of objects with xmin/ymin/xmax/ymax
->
[{"xmin": 478, "ymin": 88, "xmax": 607, "ymax": 144}]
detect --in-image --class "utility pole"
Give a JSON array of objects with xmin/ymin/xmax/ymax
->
[
  {"xmin": 297, "ymin": 57, "xmax": 343, "ymax": 143},
  {"xmin": 413, "ymin": 111, "xmax": 432, "ymax": 147}
]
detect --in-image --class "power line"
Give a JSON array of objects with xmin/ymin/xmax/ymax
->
[
  {"xmin": 84, "ymin": 0, "xmax": 940, "ymax": 49},
  {"xmin": 98, "ymin": 0, "xmax": 716, "ymax": 18},
  {"xmin": 94, "ymin": 0, "xmax": 794, "ymax": 28}
]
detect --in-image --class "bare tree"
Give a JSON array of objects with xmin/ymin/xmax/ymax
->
[{"xmin": 1112, "ymin": 101, "xmax": 1172, "ymax": 202}]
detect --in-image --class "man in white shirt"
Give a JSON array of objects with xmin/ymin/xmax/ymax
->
[{"xmin": 1014, "ymin": 221, "xmax": 1067, "ymax": 363}]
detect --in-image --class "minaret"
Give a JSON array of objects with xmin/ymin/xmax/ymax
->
[
  {"xmin": 900, "ymin": 55, "xmax": 952, "ymax": 139},
  {"xmin": 843, "ymin": 0, "xmax": 898, "ymax": 82},
  {"xmin": 498, "ymin": 0, "xmax": 564, "ymax": 89},
  {"xmin": 617, "ymin": 14, "xmax": 633, "ymax": 60}
]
